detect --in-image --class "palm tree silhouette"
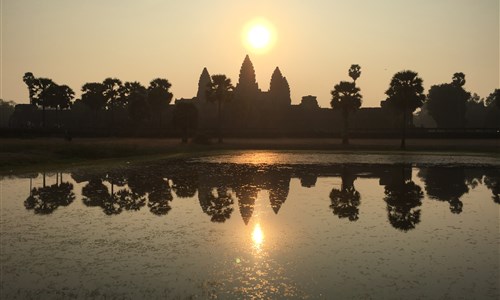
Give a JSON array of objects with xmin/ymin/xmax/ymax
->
[
  {"xmin": 384, "ymin": 71, "xmax": 425, "ymax": 150},
  {"xmin": 147, "ymin": 78, "xmax": 173, "ymax": 128},
  {"xmin": 82, "ymin": 177, "xmax": 122, "ymax": 215},
  {"xmin": 206, "ymin": 74, "xmax": 234, "ymax": 143},
  {"xmin": 348, "ymin": 64, "xmax": 361, "ymax": 83},
  {"xmin": 25, "ymin": 173, "xmax": 75, "ymax": 214},
  {"xmin": 331, "ymin": 81, "xmax": 362, "ymax": 145},
  {"xmin": 329, "ymin": 167, "xmax": 361, "ymax": 221},
  {"xmin": 147, "ymin": 177, "xmax": 174, "ymax": 216},
  {"xmin": 383, "ymin": 166, "xmax": 424, "ymax": 231},
  {"xmin": 199, "ymin": 185, "xmax": 234, "ymax": 223}
]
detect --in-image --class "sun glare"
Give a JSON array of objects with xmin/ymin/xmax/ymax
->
[
  {"xmin": 252, "ymin": 223, "xmax": 264, "ymax": 249},
  {"xmin": 248, "ymin": 25, "xmax": 270, "ymax": 49},
  {"xmin": 243, "ymin": 19, "xmax": 275, "ymax": 53}
]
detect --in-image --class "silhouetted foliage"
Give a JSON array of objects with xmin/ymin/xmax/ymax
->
[
  {"xmin": 82, "ymin": 178, "xmax": 122, "ymax": 215},
  {"xmin": 427, "ymin": 73, "xmax": 470, "ymax": 128},
  {"xmin": 147, "ymin": 177, "xmax": 174, "ymax": 216},
  {"xmin": 147, "ymin": 78, "xmax": 173, "ymax": 126},
  {"xmin": 173, "ymin": 102, "xmax": 198, "ymax": 143},
  {"xmin": 452, "ymin": 72, "xmax": 466, "ymax": 87},
  {"xmin": 199, "ymin": 186, "xmax": 234, "ymax": 223},
  {"xmin": 23, "ymin": 72, "xmax": 37, "ymax": 105},
  {"xmin": 171, "ymin": 173, "xmax": 198, "ymax": 198},
  {"xmin": 81, "ymin": 82, "xmax": 107, "ymax": 112},
  {"xmin": 484, "ymin": 170, "xmax": 500, "ymax": 204},
  {"xmin": 486, "ymin": 89, "xmax": 500, "ymax": 109},
  {"xmin": 103, "ymin": 78, "xmax": 123, "ymax": 129},
  {"xmin": 331, "ymin": 81, "xmax": 362, "ymax": 144},
  {"xmin": 25, "ymin": 173, "xmax": 75, "ymax": 214},
  {"xmin": 348, "ymin": 64, "xmax": 361, "ymax": 83},
  {"xmin": 123, "ymin": 82, "xmax": 149, "ymax": 122},
  {"xmin": 383, "ymin": 166, "xmax": 424, "ymax": 231},
  {"xmin": 22, "ymin": 73, "xmax": 73, "ymax": 127},
  {"xmin": 206, "ymin": 74, "xmax": 234, "ymax": 143},
  {"xmin": 465, "ymin": 93, "xmax": 487, "ymax": 127},
  {"xmin": 103, "ymin": 78, "xmax": 123, "ymax": 109},
  {"xmin": 418, "ymin": 167, "xmax": 469, "ymax": 214},
  {"xmin": 384, "ymin": 70, "xmax": 425, "ymax": 149},
  {"xmin": 330, "ymin": 167, "xmax": 361, "ymax": 221}
]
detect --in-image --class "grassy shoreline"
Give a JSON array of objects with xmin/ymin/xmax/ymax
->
[{"xmin": 1, "ymin": 137, "xmax": 498, "ymax": 175}]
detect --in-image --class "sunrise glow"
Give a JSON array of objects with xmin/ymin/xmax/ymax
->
[
  {"xmin": 248, "ymin": 25, "xmax": 270, "ymax": 49},
  {"xmin": 252, "ymin": 223, "xmax": 264, "ymax": 250},
  {"xmin": 243, "ymin": 19, "xmax": 275, "ymax": 53}
]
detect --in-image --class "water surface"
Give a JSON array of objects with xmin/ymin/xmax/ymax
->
[{"xmin": 1, "ymin": 151, "xmax": 499, "ymax": 299}]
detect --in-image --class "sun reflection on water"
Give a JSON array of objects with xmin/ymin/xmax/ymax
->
[
  {"xmin": 252, "ymin": 223, "xmax": 264, "ymax": 251},
  {"xmin": 234, "ymin": 152, "xmax": 278, "ymax": 164}
]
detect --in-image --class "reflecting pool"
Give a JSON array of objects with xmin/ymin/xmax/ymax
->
[{"xmin": 1, "ymin": 151, "xmax": 499, "ymax": 299}]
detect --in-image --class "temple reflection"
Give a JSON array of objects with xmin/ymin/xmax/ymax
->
[{"xmin": 22, "ymin": 162, "xmax": 499, "ymax": 231}]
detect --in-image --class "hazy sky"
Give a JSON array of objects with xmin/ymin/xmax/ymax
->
[{"xmin": 1, "ymin": 0, "xmax": 498, "ymax": 108}]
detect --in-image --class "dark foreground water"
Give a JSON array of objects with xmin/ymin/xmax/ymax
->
[{"xmin": 1, "ymin": 151, "xmax": 499, "ymax": 299}]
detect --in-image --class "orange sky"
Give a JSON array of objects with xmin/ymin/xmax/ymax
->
[{"xmin": 1, "ymin": 0, "xmax": 498, "ymax": 107}]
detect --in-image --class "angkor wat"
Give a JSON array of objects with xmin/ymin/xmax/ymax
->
[
  {"xmin": 6, "ymin": 55, "xmax": 500, "ymax": 138},
  {"xmin": 175, "ymin": 55, "xmax": 393, "ymax": 136}
]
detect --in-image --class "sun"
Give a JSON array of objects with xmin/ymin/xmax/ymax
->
[
  {"xmin": 248, "ymin": 25, "xmax": 270, "ymax": 49},
  {"xmin": 243, "ymin": 18, "xmax": 275, "ymax": 53}
]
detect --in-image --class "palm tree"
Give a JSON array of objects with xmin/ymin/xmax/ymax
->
[
  {"xmin": 103, "ymin": 78, "xmax": 123, "ymax": 130},
  {"xmin": 147, "ymin": 78, "xmax": 173, "ymax": 128},
  {"xmin": 384, "ymin": 70, "xmax": 425, "ymax": 150},
  {"xmin": 206, "ymin": 74, "xmax": 234, "ymax": 143},
  {"xmin": 22, "ymin": 73, "xmax": 56, "ymax": 127},
  {"xmin": 348, "ymin": 64, "xmax": 361, "ymax": 83},
  {"xmin": 330, "ymin": 81, "xmax": 362, "ymax": 145}
]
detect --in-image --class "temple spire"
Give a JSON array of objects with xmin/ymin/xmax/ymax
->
[
  {"xmin": 236, "ymin": 55, "xmax": 259, "ymax": 92},
  {"xmin": 196, "ymin": 67, "xmax": 211, "ymax": 101}
]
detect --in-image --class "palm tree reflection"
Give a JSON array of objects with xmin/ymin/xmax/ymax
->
[
  {"xmin": 381, "ymin": 165, "xmax": 424, "ymax": 231},
  {"xmin": 147, "ymin": 177, "xmax": 173, "ymax": 216},
  {"xmin": 199, "ymin": 186, "xmax": 234, "ymax": 223},
  {"xmin": 329, "ymin": 166, "xmax": 361, "ymax": 221},
  {"xmin": 82, "ymin": 177, "xmax": 122, "ymax": 215},
  {"xmin": 25, "ymin": 173, "xmax": 75, "ymax": 214}
]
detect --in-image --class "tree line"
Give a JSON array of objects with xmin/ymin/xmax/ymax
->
[
  {"xmin": 329, "ymin": 66, "xmax": 499, "ymax": 148},
  {"xmin": 22, "ymin": 72, "xmax": 174, "ymax": 128},
  {"xmin": 4, "ymin": 69, "xmax": 498, "ymax": 147}
]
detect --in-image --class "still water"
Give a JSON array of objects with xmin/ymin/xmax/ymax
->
[{"xmin": 1, "ymin": 151, "xmax": 499, "ymax": 299}]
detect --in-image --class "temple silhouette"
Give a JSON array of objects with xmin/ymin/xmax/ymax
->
[
  {"xmin": 9, "ymin": 54, "xmax": 499, "ymax": 136},
  {"xmin": 175, "ymin": 55, "xmax": 392, "ymax": 135}
]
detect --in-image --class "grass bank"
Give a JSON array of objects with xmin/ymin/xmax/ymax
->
[{"xmin": 1, "ymin": 137, "xmax": 498, "ymax": 174}]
